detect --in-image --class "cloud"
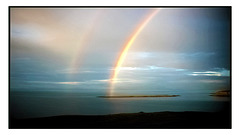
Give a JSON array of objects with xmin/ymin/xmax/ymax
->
[
  {"xmin": 56, "ymin": 68, "xmax": 97, "ymax": 74},
  {"xmin": 26, "ymin": 79, "xmax": 111, "ymax": 85},
  {"xmin": 54, "ymin": 79, "xmax": 141, "ymax": 85},
  {"xmin": 189, "ymin": 71, "xmax": 221, "ymax": 76},
  {"xmin": 199, "ymin": 79, "xmax": 224, "ymax": 83},
  {"xmin": 57, "ymin": 82, "xmax": 82, "ymax": 85},
  {"xmin": 119, "ymin": 66, "xmax": 186, "ymax": 71},
  {"xmin": 123, "ymin": 51, "xmax": 224, "ymax": 71},
  {"xmin": 189, "ymin": 69, "xmax": 230, "ymax": 77},
  {"xmin": 10, "ymin": 8, "xmax": 230, "ymax": 92}
]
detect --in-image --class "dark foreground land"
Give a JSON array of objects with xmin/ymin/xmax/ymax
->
[{"xmin": 10, "ymin": 111, "xmax": 231, "ymax": 129}]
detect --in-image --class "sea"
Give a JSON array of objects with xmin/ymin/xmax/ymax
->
[{"xmin": 10, "ymin": 89, "xmax": 230, "ymax": 119}]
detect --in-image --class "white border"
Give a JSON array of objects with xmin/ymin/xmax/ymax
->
[
  {"xmin": 7, "ymin": 0, "xmax": 231, "ymax": 6},
  {"xmin": 2, "ymin": 0, "xmax": 239, "ymax": 135}
]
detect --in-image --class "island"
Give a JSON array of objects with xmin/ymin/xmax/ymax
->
[
  {"xmin": 98, "ymin": 95, "xmax": 179, "ymax": 98},
  {"xmin": 210, "ymin": 90, "xmax": 230, "ymax": 97}
]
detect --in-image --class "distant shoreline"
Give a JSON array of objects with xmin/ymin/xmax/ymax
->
[{"xmin": 98, "ymin": 95, "xmax": 180, "ymax": 98}]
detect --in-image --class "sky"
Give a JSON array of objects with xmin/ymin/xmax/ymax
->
[{"xmin": 10, "ymin": 8, "xmax": 231, "ymax": 95}]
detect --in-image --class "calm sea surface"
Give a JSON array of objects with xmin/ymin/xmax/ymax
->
[{"xmin": 10, "ymin": 89, "xmax": 230, "ymax": 118}]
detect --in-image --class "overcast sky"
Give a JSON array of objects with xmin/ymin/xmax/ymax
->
[{"xmin": 10, "ymin": 8, "xmax": 231, "ymax": 95}]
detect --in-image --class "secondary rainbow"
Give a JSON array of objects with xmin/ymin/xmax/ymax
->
[
  {"xmin": 70, "ymin": 11, "xmax": 105, "ymax": 74},
  {"xmin": 108, "ymin": 9, "xmax": 160, "ymax": 96}
]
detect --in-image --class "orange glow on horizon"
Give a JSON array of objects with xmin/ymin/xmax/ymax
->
[{"xmin": 108, "ymin": 9, "xmax": 160, "ymax": 96}]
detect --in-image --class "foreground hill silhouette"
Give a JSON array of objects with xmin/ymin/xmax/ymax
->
[{"xmin": 10, "ymin": 110, "xmax": 231, "ymax": 129}]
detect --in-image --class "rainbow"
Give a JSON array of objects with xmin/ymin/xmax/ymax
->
[
  {"xmin": 108, "ymin": 9, "xmax": 160, "ymax": 96},
  {"xmin": 70, "ymin": 11, "xmax": 105, "ymax": 74}
]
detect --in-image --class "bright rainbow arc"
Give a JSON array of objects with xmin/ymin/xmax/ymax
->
[{"xmin": 108, "ymin": 9, "xmax": 160, "ymax": 96}]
